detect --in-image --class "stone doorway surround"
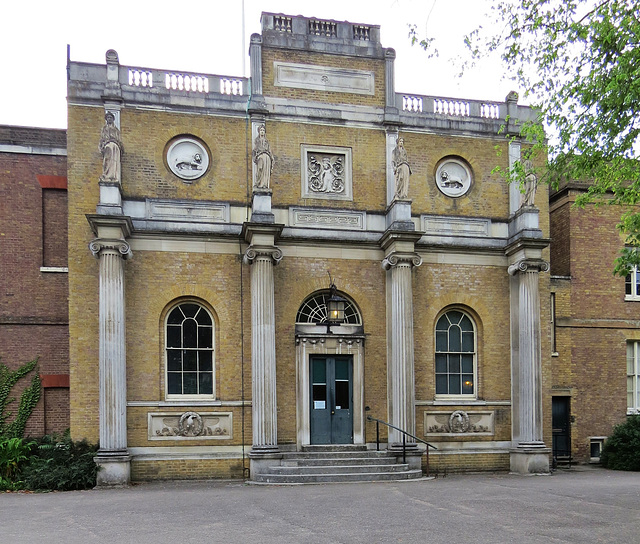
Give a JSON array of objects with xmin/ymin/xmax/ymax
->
[{"xmin": 295, "ymin": 329, "xmax": 365, "ymax": 449}]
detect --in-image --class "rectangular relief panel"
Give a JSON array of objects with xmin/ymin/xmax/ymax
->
[
  {"xmin": 148, "ymin": 411, "xmax": 232, "ymax": 440},
  {"xmin": 290, "ymin": 207, "xmax": 366, "ymax": 230},
  {"xmin": 274, "ymin": 62, "xmax": 375, "ymax": 95},
  {"xmin": 422, "ymin": 215, "xmax": 491, "ymax": 237},
  {"xmin": 424, "ymin": 410, "xmax": 494, "ymax": 436},
  {"xmin": 301, "ymin": 145, "xmax": 353, "ymax": 201},
  {"xmin": 147, "ymin": 199, "xmax": 229, "ymax": 223}
]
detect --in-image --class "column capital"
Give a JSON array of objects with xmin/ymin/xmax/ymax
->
[
  {"xmin": 382, "ymin": 252, "xmax": 422, "ymax": 270},
  {"xmin": 243, "ymin": 245, "xmax": 283, "ymax": 265},
  {"xmin": 508, "ymin": 258, "xmax": 549, "ymax": 276},
  {"xmin": 89, "ymin": 238, "xmax": 132, "ymax": 260}
]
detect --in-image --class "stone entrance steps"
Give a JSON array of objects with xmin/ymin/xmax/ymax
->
[{"xmin": 252, "ymin": 445, "xmax": 423, "ymax": 484}]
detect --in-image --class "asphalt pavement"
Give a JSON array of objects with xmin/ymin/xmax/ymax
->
[{"xmin": 2, "ymin": 466, "xmax": 639, "ymax": 544}]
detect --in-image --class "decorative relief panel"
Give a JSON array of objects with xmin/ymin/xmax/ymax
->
[
  {"xmin": 274, "ymin": 62, "xmax": 375, "ymax": 95},
  {"xmin": 290, "ymin": 207, "xmax": 365, "ymax": 230},
  {"xmin": 148, "ymin": 411, "xmax": 232, "ymax": 440},
  {"xmin": 424, "ymin": 410, "xmax": 494, "ymax": 436},
  {"xmin": 435, "ymin": 157, "xmax": 473, "ymax": 198},
  {"xmin": 147, "ymin": 199, "xmax": 229, "ymax": 223},
  {"xmin": 421, "ymin": 215, "xmax": 490, "ymax": 237},
  {"xmin": 301, "ymin": 145, "xmax": 352, "ymax": 201},
  {"xmin": 166, "ymin": 137, "xmax": 209, "ymax": 182}
]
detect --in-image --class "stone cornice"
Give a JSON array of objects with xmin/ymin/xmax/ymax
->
[
  {"xmin": 379, "ymin": 229, "xmax": 423, "ymax": 252},
  {"xmin": 86, "ymin": 214, "xmax": 133, "ymax": 238}
]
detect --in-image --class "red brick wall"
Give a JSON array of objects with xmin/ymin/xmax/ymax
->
[{"xmin": 0, "ymin": 125, "xmax": 69, "ymax": 437}]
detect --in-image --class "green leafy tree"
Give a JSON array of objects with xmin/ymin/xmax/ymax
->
[{"xmin": 415, "ymin": 0, "xmax": 639, "ymax": 273}]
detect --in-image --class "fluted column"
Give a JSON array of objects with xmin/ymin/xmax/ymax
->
[
  {"xmin": 508, "ymin": 259, "xmax": 548, "ymax": 447},
  {"xmin": 244, "ymin": 245, "xmax": 282, "ymax": 453},
  {"xmin": 89, "ymin": 237, "xmax": 132, "ymax": 485},
  {"xmin": 383, "ymin": 252, "xmax": 422, "ymax": 447}
]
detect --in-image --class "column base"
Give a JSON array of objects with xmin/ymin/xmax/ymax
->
[
  {"xmin": 249, "ymin": 447, "xmax": 282, "ymax": 480},
  {"xmin": 94, "ymin": 450, "xmax": 131, "ymax": 487},
  {"xmin": 510, "ymin": 446, "xmax": 551, "ymax": 475}
]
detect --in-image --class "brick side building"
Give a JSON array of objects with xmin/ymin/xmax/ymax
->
[
  {"xmin": 550, "ymin": 182, "xmax": 640, "ymax": 464},
  {"xmin": 0, "ymin": 125, "xmax": 69, "ymax": 436}
]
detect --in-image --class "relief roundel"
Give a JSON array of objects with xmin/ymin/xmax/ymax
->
[
  {"xmin": 166, "ymin": 137, "xmax": 209, "ymax": 182},
  {"xmin": 435, "ymin": 158, "xmax": 472, "ymax": 198}
]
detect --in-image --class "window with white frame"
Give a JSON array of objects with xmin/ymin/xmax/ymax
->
[
  {"xmin": 435, "ymin": 310, "xmax": 477, "ymax": 397},
  {"xmin": 627, "ymin": 341, "xmax": 640, "ymax": 414},
  {"xmin": 166, "ymin": 302, "xmax": 214, "ymax": 398},
  {"xmin": 625, "ymin": 267, "xmax": 640, "ymax": 300}
]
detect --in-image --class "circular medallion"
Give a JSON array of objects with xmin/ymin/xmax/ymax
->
[
  {"xmin": 449, "ymin": 410, "xmax": 470, "ymax": 433},
  {"xmin": 178, "ymin": 411, "xmax": 204, "ymax": 437},
  {"xmin": 435, "ymin": 158, "xmax": 472, "ymax": 198},
  {"xmin": 166, "ymin": 137, "xmax": 209, "ymax": 182}
]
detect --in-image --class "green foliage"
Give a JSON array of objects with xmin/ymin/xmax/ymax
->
[
  {"xmin": 0, "ymin": 437, "xmax": 34, "ymax": 481},
  {"xmin": 600, "ymin": 415, "xmax": 640, "ymax": 471},
  {"xmin": 21, "ymin": 433, "xmax": 99, "ymax": 491},
  {"xmin": 415, "ymin": 1, "xmax": 640, "ymax": 273},
  {"xmin": 0, "ymin": 358, "xmax": 42, "ymax": 439}
]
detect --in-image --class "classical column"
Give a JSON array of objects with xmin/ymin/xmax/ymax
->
[
  {"xmin": 89, "ymin": 237, "xmax": 132, "ymax": 486},
  {"xmin": 244, "ymin": 245, "xmax": 282, "ymax": 454},
  {"xmin": 508, "ymin": 258, "xmax": 550, "ymax": 473},
  {"xmin": 383, "ymin": 252, "xmax": 422, "ymax": 447}
]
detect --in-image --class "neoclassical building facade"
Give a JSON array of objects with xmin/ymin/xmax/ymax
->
[{"xmin": 67, "ymin": 13, "xmax": 552, "ymax": 485}]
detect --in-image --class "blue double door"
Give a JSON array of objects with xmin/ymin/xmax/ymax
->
[{"xmin": 310, "ymin": 356, "xmax": 353, "ymax": 444}]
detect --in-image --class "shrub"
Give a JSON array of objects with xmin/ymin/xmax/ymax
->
[
  {"xmin": 600, "ymin": 415, "xmax": 640, "ymax": 471},
  {"xmin": 0, "ymin": 437, "xmax": 33, "ymax": 482},
  {"xmin": 21, "ymin": 433, "xmax": 99, "ymax": 491}
]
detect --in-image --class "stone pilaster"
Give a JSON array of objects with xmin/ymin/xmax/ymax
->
[
  {"xmin": 508, "ymin": 258, "xmax": 551, "ymax": 473},
  {"xmin": 89, "ymin": 236, "xmax": 132, "ymax": 486},
  {"xmin": 384, "ymin": 48, "xmax": 400, "ymax": 124}
]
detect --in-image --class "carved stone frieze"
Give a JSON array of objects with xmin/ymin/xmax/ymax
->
[
  {"xmin": 148, "ymin": 411, "xmax": 232, "ymax": 440},
  {"xmin": 424, "ymin": 410, "xmax": 494, "ymax": 435}
]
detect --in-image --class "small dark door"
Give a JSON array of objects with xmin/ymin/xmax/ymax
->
[
  {"xmin": 310, "ymin": 356, "xmax": 353, "ymax": 444},
  {"xmin": 552, "ymin": 396, "xmax": 571, "ymax": 458}
]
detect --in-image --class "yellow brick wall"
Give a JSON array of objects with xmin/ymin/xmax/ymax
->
[
  {"xmin": 132, "ymin": 458, "xmax": 244, "ymax": 481},
  {"xmin": 427, "ymin": 452, "xmax": 510, "ymax": 473},
  {"xmin": 273, "ymin": 255, "xmax": 388, "ymax": 443},
  {"xmin": 68, "ymin": 105, "xmax": 104, "ymax": 443},
  {"xmin": 120, "ymin": 109, "xmax": 251, "ymax": 204}
]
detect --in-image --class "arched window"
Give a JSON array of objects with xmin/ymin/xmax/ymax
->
[
  {"xmin": 296, "ymin": 291, "xmax": 361, "ymax": 325},
  {"xmin": 166, "ymin": 302, "xmax": 214, "ymax": 398},
  {"xmin": 435, "ymin": 309, "xmax": 476, "ymax": 397}
]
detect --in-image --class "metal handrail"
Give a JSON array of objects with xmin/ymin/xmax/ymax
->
[{"xmin": 367, "ymin": 415, "xmax": 437, "ymax": 477}]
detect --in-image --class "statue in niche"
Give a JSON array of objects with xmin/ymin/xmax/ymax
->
[
  {"xmin": 521, "ymin": 158, "xmax": 538, "ymax": 208},
  {"xmin": 392, "ymin": 136, "xmax": 411, "ymax": 199},
  {"xmin": 99, "ymin": 112, "xmax": 123, "ymax": 184},
  {"xmin": 252, "ymin": 124, "xmax": 274, "ymax": 189}
]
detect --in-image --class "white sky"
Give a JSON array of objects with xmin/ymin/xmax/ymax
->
[{"xmin": 1, "ymin": 0, "xmax": 516, "ymax": 129}]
